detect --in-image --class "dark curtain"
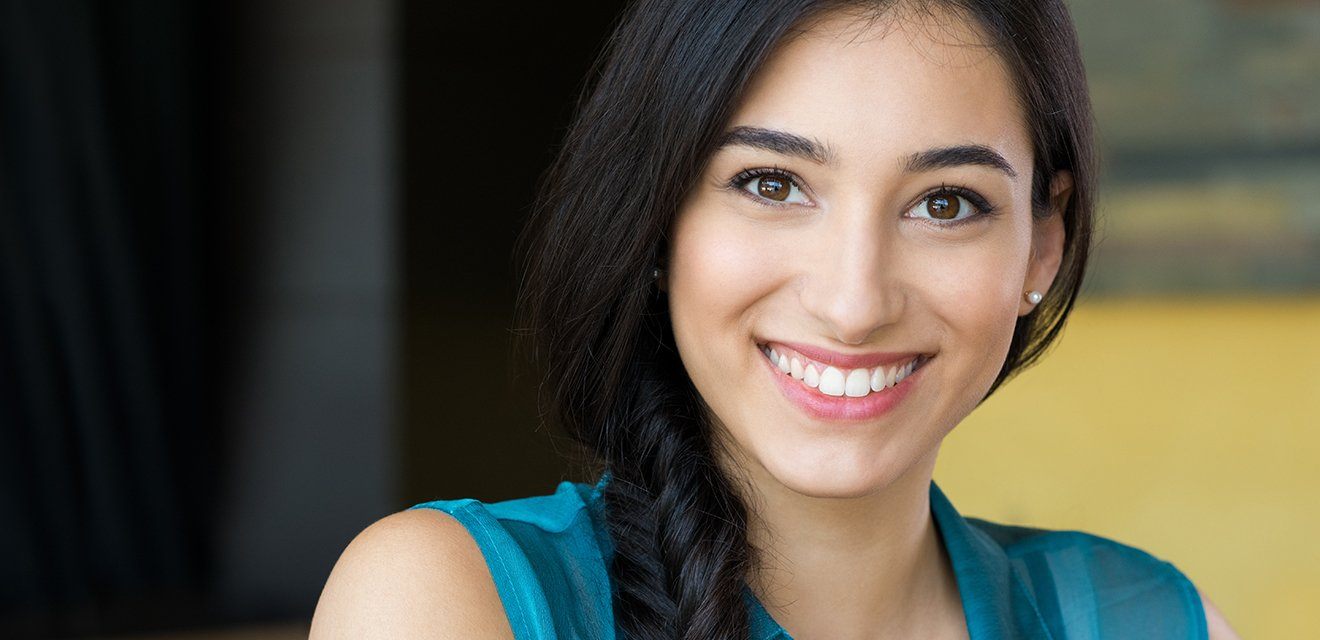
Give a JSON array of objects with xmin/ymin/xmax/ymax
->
[{"xmin": 0, "ymin": 1, "xmax": 220, "ymax": 636}]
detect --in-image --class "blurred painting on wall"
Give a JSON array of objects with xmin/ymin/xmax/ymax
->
[{"xmin": 1071, "ymin": 0, "xmax": 1320, "ymax": 294}]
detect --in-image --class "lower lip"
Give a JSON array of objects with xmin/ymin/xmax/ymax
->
[{"xmin": 760, "ymin": 347, "xmax": 928, "ymax": 422}]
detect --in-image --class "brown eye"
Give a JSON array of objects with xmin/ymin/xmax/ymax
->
[
  {"xmin": 926, "ymin": 192, "xmax": 960, "ymax": 219},
  {"xmin": 733, "ymin": 169, "xmax": 809, "ymax": 205},
  {"xmin": 757, "ymin": 175, "xmax": 790, "ymax": 201},
  {"xmin": 906, "ymin": 187, "xmax": 995, "ymax": 227}
]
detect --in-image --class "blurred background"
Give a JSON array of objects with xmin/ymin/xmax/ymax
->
[{"xmin": 0, "ymin": 0, "xmax": 1314, "ymax": 638}]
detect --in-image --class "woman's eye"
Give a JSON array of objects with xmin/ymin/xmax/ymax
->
[
  {"xmin": 737, "ymin": 171, "xmax": 809, "ymax": 205},
  {"xmin": 906, "ymin": 190, "xmax": 985, "ymax": 224}
]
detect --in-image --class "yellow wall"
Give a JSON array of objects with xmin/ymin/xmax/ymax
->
[{"xmin": 934, "ymin": 296, "xmax": 1320, "ymax": 639}]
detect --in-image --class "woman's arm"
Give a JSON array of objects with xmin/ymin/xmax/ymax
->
[
  {"xmin": 309, "ymin": 509, "xmax": 517, "ymax": 640},
  {"xmin": 1200, "ymin": 591, "xmax": 1241, "ymax": 640}
]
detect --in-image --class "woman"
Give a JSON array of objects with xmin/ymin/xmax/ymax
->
[{"xmin": 311, "ymin": 0, "xmax": 1240, "ymax": 638}]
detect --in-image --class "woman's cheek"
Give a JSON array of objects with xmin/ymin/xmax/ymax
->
[
  {"xmin": 671, "ymin": 205, "xmax": 778, "ymax": 316},
  {"xmin": 916, "ymin": 239, "xmax": 1024, "ymax": 377},
  {"xmin": 667, "ymin": 203, "xmax": 781, "ymax": 385}
]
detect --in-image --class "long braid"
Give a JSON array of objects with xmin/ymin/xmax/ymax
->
[{"xmin": 603, "ymin": 357, "xmax": 753, "ymax": 639}]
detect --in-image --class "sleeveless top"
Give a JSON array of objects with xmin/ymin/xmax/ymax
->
[{"xmin": 409, "ymin": 473, "xmax": 1207, "ymax": 639}]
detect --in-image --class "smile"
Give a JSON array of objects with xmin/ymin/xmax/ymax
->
[
  {"xmin": 758, "ymin": 343, "xmax": 931, "ymax": 398},
  {"xmin": 756, "ymin": 341, "xmax": 932, "ymax": 422}
]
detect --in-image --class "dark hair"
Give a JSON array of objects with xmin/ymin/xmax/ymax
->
[{"xmin": 513, "ymin": 0, "xmax": 1096, "ymax": 637}]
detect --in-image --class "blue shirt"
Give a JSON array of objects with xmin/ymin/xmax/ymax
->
[{"xmin": 410, "ymin": 473, "xmax": 1207, "ymax": 639}]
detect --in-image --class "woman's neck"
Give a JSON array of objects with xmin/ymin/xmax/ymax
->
[{"xmin": 736, "ymin": 447, "xmax": 967, "ymax": 640}]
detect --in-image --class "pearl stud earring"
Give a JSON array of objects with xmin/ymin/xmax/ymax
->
[{"xmin": 1025, "ymin": 290, "xmax": 1043, "ymax": 304}]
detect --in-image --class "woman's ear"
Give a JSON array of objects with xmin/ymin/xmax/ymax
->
[
  {"xmin": 655, "ymin": 265, "xmax": 669, "ymax": 293},
  {"xmin": 1020, "ymin": 169, "xmax": 1073, "ymax": 316}
]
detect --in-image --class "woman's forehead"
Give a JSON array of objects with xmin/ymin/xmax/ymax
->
[{"xmin": 728, "ymin": 5, "xmax": 1031, "ymax": 176}]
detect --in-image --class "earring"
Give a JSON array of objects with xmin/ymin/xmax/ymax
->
[
  {"xmin": 1025, "ymin": 290, "xmax": 1043, "ymax": 304},
  {"xmin": 652, "ymin": 266, "xmax": 668, "ymax": 293}
]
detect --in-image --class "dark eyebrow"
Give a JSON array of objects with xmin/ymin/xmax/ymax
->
[
  {"xmin": 717, "ymin": 126, "xmax": 835, "ymax": 165},
  {"xmin": 718, "ymin": 126, "xmax": 1018, "ymax": 180},
  {"xmin": 901, "ymin": 144, "xmax": 1019, "ymax": 180}
]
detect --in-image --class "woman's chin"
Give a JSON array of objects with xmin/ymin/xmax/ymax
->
[{"xmin": 765, "ymin": 456, "xmax": 910, "ymax": 500}]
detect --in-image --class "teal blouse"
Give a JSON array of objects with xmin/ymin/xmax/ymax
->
[{"xmin": 410, "ymin": 473, "xmax": 1207, "ymax": 639}]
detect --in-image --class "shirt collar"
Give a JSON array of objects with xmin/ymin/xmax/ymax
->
[
  {"xmin": 929, "ymin": 480, "xmax": 1055, "ymax": 640},
  {"xmin": 745, "ymin": 479, "xmax": 1056, "ymax": 640}
]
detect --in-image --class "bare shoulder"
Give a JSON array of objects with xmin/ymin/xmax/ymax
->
[
  {"xmin": 1199, "ymin": 590, "xmax": 1241, "ymax": 640},
  {"xmin": 309, "ymin": 508, "xmax": 515, "ymax": 640}
]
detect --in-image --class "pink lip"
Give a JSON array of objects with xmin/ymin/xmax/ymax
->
[
  {"xmin": 760, "ymin": 347, "xmax": 927, "ymax": 422},
  {"xmin": 762, "ymin": 340, "xmax": 927, "ymax": 369}
]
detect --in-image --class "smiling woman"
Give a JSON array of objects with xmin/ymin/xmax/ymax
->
[{"xmin": 310, "ymin": 1, "xmax": 1239, "ymax": 639}]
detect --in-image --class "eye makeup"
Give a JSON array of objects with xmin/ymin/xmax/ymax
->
[{"xmin": 723, "ymin": 166, "xmax": 1004, "ymax": 229}]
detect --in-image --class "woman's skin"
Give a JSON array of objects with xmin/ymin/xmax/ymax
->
[
  {"xmin": 662, "ymin": 6, "xmax": 1058, "ymax": 639},
  {"xmin": 309, "ymin": 5, "xmax": 1239, "ymax": 639}
]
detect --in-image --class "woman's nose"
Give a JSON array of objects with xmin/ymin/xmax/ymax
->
[{"xmin": 797, "ymin": 215, "xmax": 907, "ymax": 346}]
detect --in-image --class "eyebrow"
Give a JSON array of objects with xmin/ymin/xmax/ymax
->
[
  {"xmin": 718, "ymin": 126, "xmax": 836, "ymax": 164},
  {"xmin": 717, "ymin": 125, "xmax": 1019, "ymax": 180},
  {"xmin": 903, "ymin": 144, "xmax": 1019, "ymax": 180}
]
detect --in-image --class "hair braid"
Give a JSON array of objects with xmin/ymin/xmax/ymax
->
[{"xmin": 603, "ymin": 353, "xmax": 754, "ymax": 639}]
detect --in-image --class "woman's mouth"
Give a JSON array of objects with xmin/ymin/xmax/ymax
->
[
  {"xmin": 755, "ymin": 341, "xmax": 932, "ymax": 422},
  {"xmin": 757, "ymin": 342, "xmax": 932, "ymax": 398}
]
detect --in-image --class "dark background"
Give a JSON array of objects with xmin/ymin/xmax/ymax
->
[{"xmin": 0, "ymin": 1, "xmax": 624, "ymax": 636}]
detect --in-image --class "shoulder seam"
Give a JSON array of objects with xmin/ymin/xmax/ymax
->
[
  {"xmin": 1002, "ymin": 528, "xmax": 1156, "ymax": 558},
  {"xmin": 410, "ymin": 482, "xmax": 591, "ymax": 535},
  {"xmin": 409, "ymin": 500, "xmax": 535, "ymax": 639},
  {"xmin": 1161, "ymin": 559, "xmax": 1209, "ymax": 640},
  {"xmin": 465, "ymin": 503, "xmax": 532, "ymax": 639}
]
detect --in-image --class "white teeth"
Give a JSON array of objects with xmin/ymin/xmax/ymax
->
[
  {"xmin": 845, "ymin": 368, "xmax": 871, "ymax": 397},
  {"xmin": 804, "ymin": 364, "xmax": 820, "ymax": 388},
  {"xmin": 763, "ymin": 343, "xmax": 927, "ymax": 399},
  {"xmin": 818, "ymin": 366, "xmax": 846, "ymax": 396}
]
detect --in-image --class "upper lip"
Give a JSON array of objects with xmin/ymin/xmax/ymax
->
[{"xmin": 760, "ymin": 339, "xmax": 930, "ymax": 370}]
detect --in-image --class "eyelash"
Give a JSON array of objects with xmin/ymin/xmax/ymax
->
[{"xmin": 724, "ymin": 167, "xmax": 1001, "ymax": 229}]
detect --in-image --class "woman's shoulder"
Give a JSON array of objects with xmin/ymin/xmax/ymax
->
[
  {"xmin": 405, "ymin": 478, "xmax": 616, "ymax": 639},
  {"xmin": 965, "ymin": 516, "xmax": 1209, "ymax": 638},
  {"xmin": 313, "ymin": 478, "xmax": 613, "ymax": 640},
  {"xmin": 309, "ymin": 507, "xmax": 517, "ymax": 639}
]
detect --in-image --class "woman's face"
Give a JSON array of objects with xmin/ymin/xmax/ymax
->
[{"xmin": 665, "ymin": 8, "xmax": 1070, "ymax": 499}]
